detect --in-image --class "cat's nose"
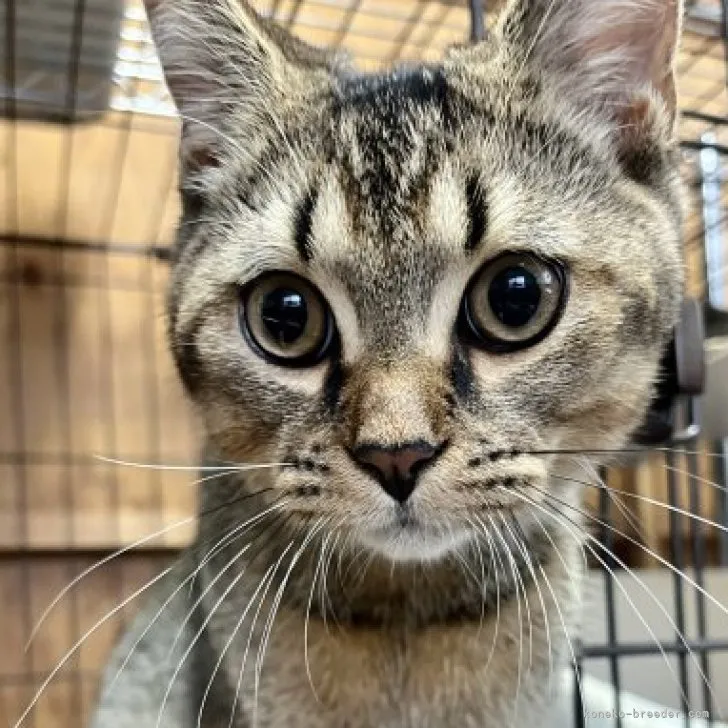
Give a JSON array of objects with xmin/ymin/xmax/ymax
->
[{"xmin": 352, "ymin": 441, "xmax": 440, "ymax": 503}]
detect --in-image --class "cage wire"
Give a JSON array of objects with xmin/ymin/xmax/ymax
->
[{"xmin": 1, "ymin": 1, "xmax": 728, "ymax": 726}]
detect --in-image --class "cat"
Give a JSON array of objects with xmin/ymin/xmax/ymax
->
[{"xmin": 90, "ymin": 0, "xmax": 685, "ymax": 726}]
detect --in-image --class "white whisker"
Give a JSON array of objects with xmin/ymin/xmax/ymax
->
[
  {"xmin": 508, "ymin": 485, "xmax": 712, "ymax": 709},
  {"xmin": 107, "ymin": 561, "xmax": 214, "ymax": 692},
  {"xmin": 26, "ymin": 517, "xmax": 195, "ymax": 648},
  {"xmin": 227, "ymin": 542, "xmax": 298, "ymax": 728},
  {"xmin": 576, "ymin": 458, "xmax": 646, "ymax": 543},
  {"xmin": 472, "ymin": 514, "xmax": 504, "ymax": 679},
  {"xmin": 500, "ymin": 512, "xmax": 555, "ymax": 693},
  {"xmin": 169, "ymin": 501, "xmax": 290, "ymax": 658},
  {"xmin": 510, "ymin": 491, "xmax": 678, "ymax": 693},
  {"xmin": 304, "ymin": 526, "xmax": 333, "ymax": 704},
  {"xmin": 252, "ymin": 518, "xmax": 327, "ymax": 726},
  {"xmin": 15, "ymin": 566, "xmax": 173, "ymax": 728},
  {"xmin": 525, "ymin": 482, "xmax": 728, "ymax": 656},
  {"xmin": 499, "ymin": 495, "xmax": 589, "ymax": 720},
  {"xmin": 93, "ymin": 454, "xmax": 289, "ymax": 472},
  {"xmin": 155, "ymin": 534, "xmax": 281, "ymax": 728},
  {"xmin": 553, "ymin": 472, "xmax": 728, "ymax": 537},
  {"xmin": 486, "ymin": 512, "xmax": 527, "ymax": 723},
  {"xmin": 196, "ymin": 550, "xmax": 288, "ymax": 728},
  {"xmin": 169, "ymin": 544, "xmax": 253, "ymax": 662},
  {"xmin": 463, "ymin": 516, "xmax": 488, "ymax": 632}
]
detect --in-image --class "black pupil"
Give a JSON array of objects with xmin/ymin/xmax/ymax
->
[
  {"xmin": 260, "ymin": 287, "xmax": 308, "ymax": 345},
  {"xmin": 487, "ymin": 266, "xmax": 541, "ymax": 328}
]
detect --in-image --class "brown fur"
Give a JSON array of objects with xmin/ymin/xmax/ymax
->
[{"xmin": 91, "ymin": 1, "xmax": 685, "ymax": 726}]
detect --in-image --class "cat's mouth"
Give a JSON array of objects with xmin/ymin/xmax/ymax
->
[
  {"xmin": 371, "ymin": 503, "xmax": 422, "ymax": 538},
  {"xmin": 355, "ymin": 503, "xmax": 472, "ymax": 562},
  {"xmin": 395, "ymin": 503, "xmax": 415, "ymax": 528},
  {"xmin": 350, "ymin": 486, "xmax": 531, "ymax": 562}
]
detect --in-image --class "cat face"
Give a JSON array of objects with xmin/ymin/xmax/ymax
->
[{"xmin": 149, "ymin": 0, "xmax": 684, "ymax": 561}]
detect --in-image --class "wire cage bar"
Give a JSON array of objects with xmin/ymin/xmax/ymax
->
[{"xmin": 1, "ymin": 1, "xmax": 728, "ymax": 727}]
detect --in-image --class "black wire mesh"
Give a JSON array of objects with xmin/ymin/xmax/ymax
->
[{"xmin": 1, "ymin": 1, "xmax": 728, "ymax": 726}]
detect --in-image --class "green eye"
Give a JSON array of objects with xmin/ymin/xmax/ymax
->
[
  {"xmin": 239, "ymin": 273, "xmax": 335, "ymax": 367},
  {"xmin": 460, "ymin": 253, "xmax": 568, "ymax": 352}
]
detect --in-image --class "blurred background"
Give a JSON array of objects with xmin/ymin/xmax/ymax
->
[{"xmin": 1, "ymin": 1, "xmax": 728, "ymax": 726}]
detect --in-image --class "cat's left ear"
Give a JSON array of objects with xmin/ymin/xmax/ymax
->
[
  {"xmin": 143, "ymin": 0, "xmax": 341, "ymax": 170},
  {"xmin": 497, "ymin": 0, "xmax": 683, "ymax": 139}
]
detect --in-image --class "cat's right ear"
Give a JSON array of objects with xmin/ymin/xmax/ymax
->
[
  {"xmin": 143, "ymin": 0, "xmax": 338, "ymax": 170},
  {"xmin": 494, "ymin": 0, "xmax": 683, "ymax": 131}
]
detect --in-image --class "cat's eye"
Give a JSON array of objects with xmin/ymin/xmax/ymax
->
[
  {"xmin": 239, "ymin": 273, "xmax": 334, "ymax": 366},
  {"xmin": 460, "ymin": 253, "xmax": 567, "ymax": 352}
]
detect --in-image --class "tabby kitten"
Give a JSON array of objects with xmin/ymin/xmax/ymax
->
[{"xmin": 91, "ymin": 0, "xmax": 685, "ymax": 726}]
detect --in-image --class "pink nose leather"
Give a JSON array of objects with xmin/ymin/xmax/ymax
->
[{"xmin": 353, "ymin": 442, "xmax": 438, "ymax": 503}]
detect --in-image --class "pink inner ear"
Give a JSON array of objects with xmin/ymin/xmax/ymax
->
[{"xmin": 575, "ymin": 1, "xmax": 679, "ymax": 113}]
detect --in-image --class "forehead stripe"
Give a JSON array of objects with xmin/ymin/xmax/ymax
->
[
  {"xmin": 294, "ymin": 188, "xmax": 317, "ymax": 263},
  {"xmin": 465, "ymin": 176, "xmax": 488, "ymax": 252}
]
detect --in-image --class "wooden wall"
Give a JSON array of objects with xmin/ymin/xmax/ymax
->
[{"xmin": 0, "ymin": 554, "xmax": 170, "ymax": 728}]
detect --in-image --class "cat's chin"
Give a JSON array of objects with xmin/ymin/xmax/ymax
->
[{"xmin": 355, "ymin": 510, "xmax": 472, "ymax": 563}]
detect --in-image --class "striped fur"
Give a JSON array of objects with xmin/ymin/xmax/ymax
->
[{"xmin": 91, "ymin": 1, "xmax": 685, "ymax": 726}]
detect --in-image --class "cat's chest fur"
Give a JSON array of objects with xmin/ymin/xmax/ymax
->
[
  {"xmin": 202, "ymin": 548, "xmax": 579, "ymax": 728},
  {"xmin": 91, "ymin": 533, "xmax": 580, "ymax": 728}
]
